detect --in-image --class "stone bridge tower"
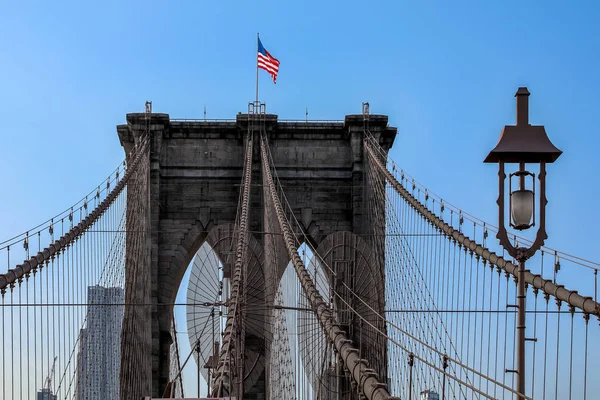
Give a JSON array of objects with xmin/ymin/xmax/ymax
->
[{"xmin": 117, "ymin": 108, "xmax": 397, "ymax": 398}]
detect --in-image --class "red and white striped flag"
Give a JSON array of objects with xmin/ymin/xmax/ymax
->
[{"xmin": 257, "ymin": 38, "xmax": 280, "ymax": 84}]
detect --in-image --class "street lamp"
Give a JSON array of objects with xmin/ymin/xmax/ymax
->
[{"xmin": 484, "ymin": 87, "xmax": 562, "ymax": 400}]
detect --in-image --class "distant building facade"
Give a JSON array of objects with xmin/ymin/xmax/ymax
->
[
  {"xmin": 76, "ymin": 285, "xmax": 124, "ymax": 400},
  {"xmin": 420, "ymin": 389, "xmax": 440, "ymax": 400},
  {"xmin": 37, "ymin": 388, "xmax": 57, "ymax": 400}
]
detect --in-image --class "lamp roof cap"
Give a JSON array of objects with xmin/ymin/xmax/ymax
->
[{"xmin": 484, "ymin": 87, "xmax": 562, "ymax": 164}]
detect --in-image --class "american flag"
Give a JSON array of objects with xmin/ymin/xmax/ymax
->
[{"xmin": 257, "ymin": 38, "xmax": 280, "ymax": 83}]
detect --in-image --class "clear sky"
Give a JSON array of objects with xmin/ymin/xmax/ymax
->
[
  {"xmin": 2, "ymin": 0, "xmax": 599, "ymax": 260},
  {"xmin": 1, "ymin": 0, "xmax": 599, "ymax": 396}
]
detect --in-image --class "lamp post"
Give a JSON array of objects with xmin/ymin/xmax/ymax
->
[{"xmin": 484, "ymin": 87, "xmax": 562, "ymax": 400}]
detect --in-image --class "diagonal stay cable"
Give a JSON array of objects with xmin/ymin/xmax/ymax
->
[
  {"xmin": 329, "ymin": 284, "xmax": 531, "ymax": 400},
  {"xmin": 338, "ymin": 276, "xmax": 518, "ymax": 394},
  {"xmin": 259, "ymin": 130, "xmax": 397, "ymax": 400},
  {"xmin": 0, "ymin": 135, "xmax": 150, "ymax": 291},
  {"xmin": 212, "ymin": 130, "xmax": 254, "ymax": 397},
  {"xmin": 363, "ymin": 139, "xmax": 600, "ymax": 318},
  {"xmin": 365, "ymin": 142, "xmax": 470, "ymax": 389},
  {"xmin": 364, "ymin": 133, "xmax": 600, "ymax": 272},
  {"xmin": 0, "ymin": 163, "xmax": 126, "ymax": 250}
]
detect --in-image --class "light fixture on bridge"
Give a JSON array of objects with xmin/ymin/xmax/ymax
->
[
  {"xmin": 484, "ymin": 87, "xmax": 562, "ymax": 400},
  {"xmin": 509, "ymin": 165, "xmax": 535, "ymax": 230},
  {"xmin": 484, "ymin": 87, "xmax": 562, "ymax": 256}
]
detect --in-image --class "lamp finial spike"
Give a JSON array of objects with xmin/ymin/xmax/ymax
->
[{"xmin": 515, "ymin": 87, "xmax": 531, "ymax": 126}]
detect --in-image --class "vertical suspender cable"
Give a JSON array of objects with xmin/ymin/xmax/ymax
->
[
  {"xmin": 212, "ymin": 129, "xmax": 253, "ymax": 398},
  {"xmin": 554, "ymin": 300, "xmax": 562, "ymax": 400},
  {"xmin": 583, "ymin": 313, "xmax": 589, "ymax": 400},
  {"xmin": 260, "ymin": 131, "xmax": 395, "ymax": 400}
]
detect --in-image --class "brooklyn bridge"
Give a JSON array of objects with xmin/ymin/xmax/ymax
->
[{"xmin": 1, "ymin": 91, "xmax": 598, "ymax": 400}]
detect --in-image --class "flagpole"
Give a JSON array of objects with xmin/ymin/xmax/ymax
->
[{"xmin": 256, "ymin": 32, "xmax": 259, "ymax": 103}]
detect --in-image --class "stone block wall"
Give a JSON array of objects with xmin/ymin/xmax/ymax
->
[{"xmin": 117, "ymin": 111, "xmax": 396, "ymax": 398}]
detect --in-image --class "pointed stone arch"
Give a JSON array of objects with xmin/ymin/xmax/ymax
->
[
  {"xmin": 179, "ymin": 223, "xmax": 268, "ymax": 394},
  {"xmin": 155, "ymin": 220, "xmax": 269, "ymax": 394},
  {"xmin": 117, "ymin": 111, "xmax": 396, "ymax": 397},
  {"xmin": 313, "ymin": 231, "xmax": 388, "ymax": 388}
]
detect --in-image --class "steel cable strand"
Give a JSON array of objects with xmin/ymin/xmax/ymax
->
[
  {"xmin": 185, "ymin": 240, "xmax": 223, "ymax": 374},
  {"xmin": 2, "ymin": 145, "xmax": 133, "ymax": 398},
  {"xmin": 0, "ymin": 162, "xmax": 126, "ymax": 251},
  {"xmin": 380, "ymin": 189, "xmax": 442, "ymax": 362},
  {"xmin": 384, "ymin": 196, "xmax": 417, "ymax": 397},
  {"xmin": 369, "ymin": 136, "xmax": 451, "ymax": 347},
  {"xmin": 170, "ymin": 315, "xmax": 184, "ymax": 398},
  {"xmin": 258, "ymin": 126, "xmax": 488, "ymax": 396},
  {"xmin": 366, "ymin": 139, "xmax": 592, "ymax": 398},
  {"xmin": 264, "ymin": 176, "xmax": 294, "ymax": 394},
  {"xmin": 296, "ymin": 135, "xmax": 443, "ymax": 394},
  {"xmin": 330, "ymin": 277, "xmax": 531, "ymax": 399},
  {"xmin": 0, "ymin": 136, "xmax": 150, "ymax": 291},
  {"xmin": 422, "ymin": 195, "xmax": 444, "ymax": 394},
  {"xmin": 366, "ymin": 158, "xmax": 439, "ymax": 389},
  {"xmin": 365, "ymin": 133, "xmax": 466, "ymax": 364},
  {"xmin": 365, "ymin": 154, "xmax": 419, "ymax": 378},
  {"xmin": 280, "ymin": 263, "xmax": 300, "ymax": 397},
  {"xmin": 212, "ymin": 131, "xmax": 254, "ymax": 398},
  {"xmin": 351, "ymin": 139, "xmax": 529, "ymax": 396},
  {"xmin": 119, "ymin": 134, "xmax": 152, "ymax": 399},
  {"xmin": 260, "ymin": 127, "xmax": 387, "ymax": 379},
  {"xmin": 175, "ymin": 238, "xmax": 229, "ymax": 395},
  {"xmin": 372, "ymin": 155, "xmax": 600, "ymax": 396},
  {"xmin": 367, "ymin": 150, "xmax": 468, "ymax": 391},
  {"xmin": 256, "ymin": 127, "xmax": 349, "ymax": 390},
  {"xmin": 359, "ymin": 147, "xmax": 419, "ymax": 391},
  {"xmin": 94, "ymin": 192, "xmax": 127, "ymax": 396},
  {"xmin": 315, "ymin": 145, "xmax": 387, "ymax": 392},
  {"xmin": 363, "ymin": 134, "xmax": 600, "ymax": 273},
  {"xmin": 54, "ymin": 214, "xmax": 127, "ymax": 395},
  {"xmin": 50, "ymin": 220, "xmax": 126, "ymax": 398},
  {"xmin": 171, "ymin": 305, "xmax": 218, "ymax": 396},
  {"xmin": 476, "ymin": 253, "xmax": 486, "ymax": 393},
  {"xmin": 270, "ymin": 287, "xmax": 296, "ymax": 399},
  {"xmin": 363, "ymin": 140, "xmax": 600, "ymax": 317},
  {"xmin": 259, "ymin": 131, "xmax": 396, "ymax": 400},
  {"xmin": 339, "ymin": 276, "xmax": 523, "ymax": 396}
]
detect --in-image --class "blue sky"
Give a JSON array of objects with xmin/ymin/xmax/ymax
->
[
  {"xmin": 1, "ymin": 0, "xmax": 599, "ymax": 396},
  {"xmin": 1, "ymin": 1, "xmax": 599, "ymax": 262}
]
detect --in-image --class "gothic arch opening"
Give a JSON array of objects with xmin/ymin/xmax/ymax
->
[
  {"xmin": 292, "ymin": 232, "xmax": 388, "ymax": 400},
  {"xmin": 170, "ymin": 223, "xmax": 267, "ymax": 397},
  {"xmin": 269, "ymin": 242, "xmax": 314, "ymax": 400},
  {"xmin": 180, "ymin": 241, "xmax": 223, "ymax": 396},
  {"xmin": 315, "ymin": 231, "xmax": 388, "ymax": 390}
]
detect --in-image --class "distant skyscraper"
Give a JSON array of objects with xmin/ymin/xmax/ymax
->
[
  {"xmin": 76, "ymin": 285, "xmax": 124, "ymax": 400},
  {"xmin": 37, "ymin": 388, "xmax": 57, "ymax": 400},
  {"xmin": 420, "ymin": 389, "xmax": 440, "ymax": 400}
]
